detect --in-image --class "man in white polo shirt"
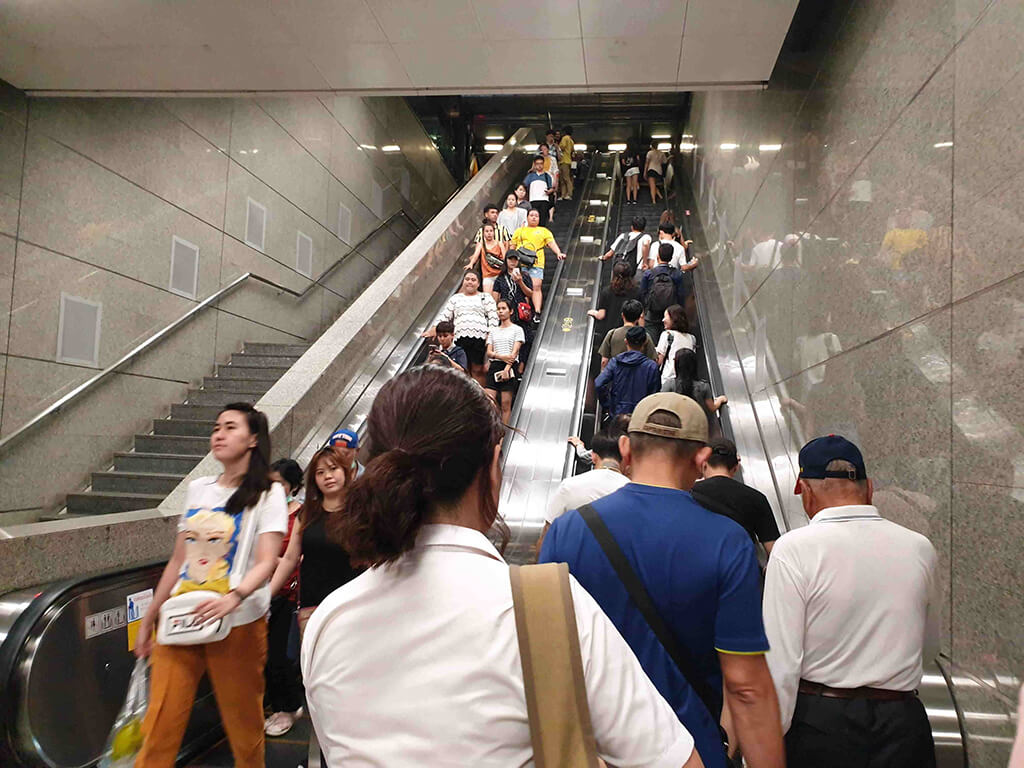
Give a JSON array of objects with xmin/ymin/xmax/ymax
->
[{"xmin": 764, "ymin": 434, "xmax": 940, "ymax": 768}]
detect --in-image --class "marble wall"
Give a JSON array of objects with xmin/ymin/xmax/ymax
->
[
  {"xmin": 0, "ymin": 81, "xmax": 455, "ymax": 522},
  {"xmin": 684, "ymin": 0, "xmax": 1022, "ymax": 762}
]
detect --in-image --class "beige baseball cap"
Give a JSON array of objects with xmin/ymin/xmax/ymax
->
[{"xmin": 628, "ymin": 393, "xmax": 708, "ymax": 442}]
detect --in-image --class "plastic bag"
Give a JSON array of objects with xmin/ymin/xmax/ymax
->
[{"xmin": 98, "ymin": 658, "xmax": 149, "ymax": 768}]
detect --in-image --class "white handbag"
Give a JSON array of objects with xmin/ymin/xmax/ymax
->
[{"xmin": 156, "ymin": 499, "xmax": 260, "ymax": 646}]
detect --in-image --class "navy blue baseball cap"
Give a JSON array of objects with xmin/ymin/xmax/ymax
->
[
  {"xmin": 794, "ymin": 434, "xmax": 867, "ymax": 494},
  {"xmin": 327, "ymin": 428, "xmax": 359, "ymax": 450}
]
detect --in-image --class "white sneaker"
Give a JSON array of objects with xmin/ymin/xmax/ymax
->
[{"xmin": 264, "ymin": 707, "xmax": 303, "ymax": 737}]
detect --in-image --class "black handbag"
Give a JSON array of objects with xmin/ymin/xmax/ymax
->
[{"xmin": 516, "ymin": 246, "xmax": 537, "ymax": 267}]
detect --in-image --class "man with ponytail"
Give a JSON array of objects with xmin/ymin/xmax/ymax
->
[
  {"xmin": 133, "ymin": 403, "xmax": 288, "ymax": 768},
  {"xmin": 301, "ymin": 366, "xmax": 703, "ymax": 768}
]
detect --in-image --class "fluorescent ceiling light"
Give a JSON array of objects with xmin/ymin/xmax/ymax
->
[
  {"xmin": 933, "ymin": 141, "xmax": 953, "ymax": 148},
  {"xmin": 382, "ymin": 145, "xmax": 400, "ymax": 153},
  {"xmin": 574, "ymin": 143, "xmax": 588, "ymax": 151},
  {"xmin": 759, "ymin": 143, "xmax": 782, "ymax": 151},
  {"xmin": 485, "ymin": 135, "xmax": 504, "ymax": 141},
  {"xmin": 657, "ymin": 142, "xmax": 672, "ymax": 151},
  {"xmin": 652, "ymin": 133, "xmax": 671, "ymax": 139},
  {"xmin": 720, "ymin": 142, "xmax": 739, "ymax": 150},
  {"xmin": 682, "ymin": 134, "xmax": 693, "ymax": 139},
  {"xmin": 608, "ymin": 143, "xmax": 627, "ymax": 151},
  {"xmin": 524, "ymin": 143, "xmax": 540, "ymax": 151},
  {"xmin": 483, "ymin": 143, "xmax": 503, "ymax": 152},
  {"xmin": 679, "ymin": 142, "xmax": 697, "ymax": 151}
]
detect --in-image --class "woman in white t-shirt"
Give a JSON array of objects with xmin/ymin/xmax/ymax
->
[
  {"xmin": 134, "ymin": 402, "xmax": 287, "ymax": 768},
  {"xmin": 644, "ymin": 144, "xmax": 666, "ymax": 204},
  {"xmin": 497, "ymin": 192, "xmax": 527, "ymax": 236},
  {"xmin": 485, "ymin": 298, "xmax": 526, "ymax": 424},
  {"xmin": 656, "ymin": 304, "xmax": 697, "ymax": 386},
  {"xmin": 301, "ymin": 366, "xmax": 700, "ymax": 768}
]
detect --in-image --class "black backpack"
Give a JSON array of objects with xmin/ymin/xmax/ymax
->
[
  {"xmin": 612, "ymin": 233, "xmax": 643, "ymax": 269},
  {"xmin": 646, "ymin": 270, "xmax": 677, "ymax": 318}
]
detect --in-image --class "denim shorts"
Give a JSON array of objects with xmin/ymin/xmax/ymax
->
[{"xmin": 525, "ymin": 266, "xmax": 544, "ymax": 283}]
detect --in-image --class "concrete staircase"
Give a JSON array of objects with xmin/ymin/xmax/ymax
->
[{"xmin": 60, "ymin": 342, "xmax": 308, "ymax": 518}]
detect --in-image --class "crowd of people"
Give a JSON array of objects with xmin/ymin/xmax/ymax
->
[{"xmin": 118, "ymin": 133, "xmax": 971, "ymax": 768}]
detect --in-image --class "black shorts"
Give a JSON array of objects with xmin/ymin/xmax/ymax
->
[
  {"xmin": 646, "ymin": 169, "xmax": 662, "ymax": 180},
  {"xmin": 457, "ymin": 336, "xmax": 487, "ymax": 366},
  {"xmin": 486, "ymin": 359, "xmax": 519, "ymax": 393}
]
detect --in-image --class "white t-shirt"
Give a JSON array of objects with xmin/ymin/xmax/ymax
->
[
  {"xmin": 302, "ymin": 524, "xmax": 695, "ymax": 767},
  {"xmin": 749, "ymin": 238, "xmax": 780, "ymax": 269},
  {"xmin": 656, "ymin": 330, "xmax": 697, "ymax": 385},
  {"xmin": 545, "ymin": 469, "xmax": 630, "ymax": 524},
  {"xmin": 610, "ymin": 231, "xmax": 652, "ymax": 269},
  {"xmin": 498, "ymin": 206, "xmax": 527, "ymax": 235},
  {"xmin": 652, "ymin": 237, "xmax": 686, "ymax": 269},
  {"xmin": 645, "ymin": 148, "xmax": 666, "ymax": 175},
  {"xmin": 487, "ymin": 323, "xmax": 526, "ymax": 361},
  {"xmin": 175, "ymin": 477, "xmax": 288, "ymax": 626}
]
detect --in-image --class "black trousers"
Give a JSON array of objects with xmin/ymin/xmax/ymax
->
[
  {"xmin": 786, "ymin": 692, "xmax": 936, "ymax": 768},
  {"xmin": 530, "ymin": 199, "xmax": 551, "ymax": 222},
  {"xmin": 264, "ymin": 595, "xmax": 304, "ymax": 713}
]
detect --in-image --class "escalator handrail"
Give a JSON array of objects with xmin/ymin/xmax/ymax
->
[{"xmin": 561, "ymin": 154, "xmax": 621, "ymax": 479}]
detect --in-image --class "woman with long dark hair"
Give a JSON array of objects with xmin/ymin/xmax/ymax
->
[
  {"xmin": 269, "ymin": 441, "xmax": 361, "ymax": 637},
  {"xmin": 301, "ymin": 366, "xmax": 702, "ymax": 767},
  {"xmin": 134, "ymin": 403, "xmax": 287, "ymax": 768},
  {"xmin": 663, "ymin": 348, "xmax": 727, "ymax": 419},
  {"xmin": 588, "ymin": 260, "xmax": 641, "ymax": 337}
]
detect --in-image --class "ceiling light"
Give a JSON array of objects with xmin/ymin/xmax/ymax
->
[
  {"xmin": 382, "ymin": 145, "xmax": 400, "ymax": 153},
  {"xmin": 652, "ymin": 133, "xmax": 671, "ymax": 139},
  {"xmin": 574, "ymin": 143, "xmax": 588, "ymax": 151},
  {"xmin": 524, "ymin": 143, "xmax": 540, "ymax": 151},
  {"xmin": 759, "ymin": 143, "xmax": 782, "ymax": 152},
  {"xmin": 682, "ymin": 134, "xmax": 693, "ymax": 139},
  {"xmin": 657, "ymin": 142, "xmax": 672, "ymax": 151},
  {"xmin": 933, "ymin": 141, "xmax": 953, "ymax": 148},
  {"xmin": 360, "ymin": 144, "xmax": 377, "ymax": 150},
  {"xmin": 720, "ymin": 142, "xmax": 739, "ymax": 150},
  {"xmin": 483, "ymin": 143, "xmax": 503, "ymax": 152},
  {"xmin": 485, "ymin": 135, "xmax": 504, "ymax": 141},
  {"xmin": 679, "ymin": 142, "xmax": 697, "ymax": 151},
  {"xmin": 608, "ymin": 143, "xmax": 627, "ymax": 151}
]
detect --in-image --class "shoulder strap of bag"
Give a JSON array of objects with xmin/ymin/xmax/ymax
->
[
  {"xmin": 578, "ymin": 503, "xmax": 721, "ymax": 719},
  {"xmin": 510, "ymin": 563, "xmax": 599, "ymax": 768}
]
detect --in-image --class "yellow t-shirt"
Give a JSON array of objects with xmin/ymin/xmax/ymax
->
[
  {"xmin": 512, "ymin": 225, "xmax": 555, "ymax": 269},
  {"xmin": 882, "ymin": 228, "xmax": 927, "ymax": 269},
  {"xmin": 559, "ymin": 136, "xmax": 574, "ymax": 165}
]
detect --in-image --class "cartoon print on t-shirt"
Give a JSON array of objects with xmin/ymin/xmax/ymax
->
[{"xmin": 173, "ymin": 507, "xmax": 240, "ymax": 596}]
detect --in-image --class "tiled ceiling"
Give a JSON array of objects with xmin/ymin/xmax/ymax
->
[{"xmin": 0, "ymin": 0, "xmax": 799, "ymax": 94}]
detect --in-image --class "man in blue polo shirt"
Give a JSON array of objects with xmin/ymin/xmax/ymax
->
[{"xmin": 540, "ymin": 393, "xmax": 784, "ymax": 768}]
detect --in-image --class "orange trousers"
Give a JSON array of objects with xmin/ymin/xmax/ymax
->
[{"xmin": 135, "ymin": 619, "xmax": 267, "ymax": 768}]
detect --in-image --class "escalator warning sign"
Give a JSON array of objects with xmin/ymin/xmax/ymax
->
[
  {"xmin": 84, "ymin": 606, "xmax": 127, "ymax": 639},
  {"xmin": 126, "ymin": 589, "xmax": 154, "ymax": 652},
  {"xmin": 562, "ymin": 317, "xmax": 573, "ymax": 332}
]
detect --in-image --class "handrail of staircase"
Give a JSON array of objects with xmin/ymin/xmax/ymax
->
[{"xmin": 0, "ymin": 209, "xmax": 416, "ymax": 457}]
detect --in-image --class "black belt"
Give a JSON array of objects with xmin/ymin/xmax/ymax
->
[{"xmin": 799, "ymin": 679, "xmax": 917, "ymax": 701}]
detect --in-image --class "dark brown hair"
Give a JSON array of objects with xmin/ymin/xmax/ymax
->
[
  {"xmin": 610, "ymin": 260, "xmax": 636, "ymax": 295},
  {"xmin": 301, "ymin": 445, "xmax": 356, "ymax": 531},
  {"xmin": 335, "ymin": 365, "xmax": 505, "ymax": 567},
  {"xmin": 218, "ymin": 402, "xmax": 272, "ymax": 516},
  {"xmin": 665, "ymin": 303, "xmax": 688, "ymax": 334}
]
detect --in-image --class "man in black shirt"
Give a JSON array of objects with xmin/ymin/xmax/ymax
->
[{"xmin": 692, "ymin": 438, "xmax": 780, "ymax": 557}]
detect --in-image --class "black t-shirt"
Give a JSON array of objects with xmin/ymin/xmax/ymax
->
[
  {"xmin": 299, "ymin": 512, "xmax": 363, "ymax": 606},
  {"xmin": 597, "ymin": 283, "xmax": 641, "ymax": 337},
  {"xmin": 690, "ymin": 475, "xmax": 780, "ymax": 546}
]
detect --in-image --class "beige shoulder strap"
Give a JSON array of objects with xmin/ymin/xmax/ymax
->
[{"xmin": 510, "ymin": 562, "xmax": 599, "ymax": 768}]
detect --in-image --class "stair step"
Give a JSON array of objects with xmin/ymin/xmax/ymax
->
[
  {"xmin": 152, "ymin": 419, "xmax": 216, "ymax": 437},
  {"xmin": 184, "ymin": 390, "xmax": 258, "ymax": 407},
  {"xmin": 214, "ymin": 365, "xmax": 284, "ymax": 382},
  {"xmin": 229, "ymin": 353, "xmax": 300, "ymax": 368},
  {"xmin": 243, "ymin": 342, "xmax": 309, "ymax": 356},
  {"xmin": 113, "ymin": 452, "xmax": 203, "ymax": 474},
  {"xmin": 65, "ymin": 491, "xmax": 167, "ymax": 516},
  {"xmin": 134, "ymin": 434, "xmax": 210, "ymax": 455},
  {"xmin": 91, "ymin": 471, "xmax": 186, "ymax": 495},
  {"xmin": 201, "ymin": 378, "xmax": 272, "ymax": 394},
  {"xmin": 170, "ymin": 403, "xmax": 223, "ymax": 421},
  {"xmin": 39, "ymin": 512, "xmax": 100, "ymax": 523}
]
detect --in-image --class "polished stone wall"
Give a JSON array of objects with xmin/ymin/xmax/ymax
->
[
  {"xmin": 0, "ymin": 81, "xmax": 455, "ymax": 522},
  {"xmin": 684, "ymin": 0, "xmax": 1022, "ymax": 763}
]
